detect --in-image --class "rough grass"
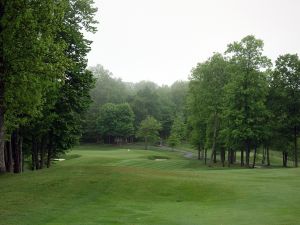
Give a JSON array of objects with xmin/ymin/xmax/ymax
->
[{"xmin": 1, "ymin": 144, "xmax": 300, "ymax": 225}]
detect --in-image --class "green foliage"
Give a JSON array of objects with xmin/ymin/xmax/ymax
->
[
  {"xmin": 222, "ymin": 35, "xmax": 271, "ymax": 149},
  {"xmin": 168, "ymin": 116, "xmax": 186, "ymax": 149},
  {"xmin": 188, "ymin": 53, "xmax": 228, "ymax": 157},
  {"xmin": 137, "ymin": 116, "xmax": 162, "ymax": 149},
  {"xmin": 168, "ymin": 133, "xmax": 180, "ymax": 149},
  {"xmin": 130, "ymin": 84, "xmax": 161, "ymax": 126},
  {"xmin": 97, "ymin": 103, "xmax": 135, "ymax": 141},
  {"xmin": 270, "ymin": 54, "xmax": 300, "ymax": 165},
  {"xmin": 1, "ymin": 0, "xmax": 99, "ymax": 171}
]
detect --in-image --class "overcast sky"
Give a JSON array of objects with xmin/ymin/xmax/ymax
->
[{"xmin": 86, "ymin": 0, "xmax": 300, "ymax": 85}]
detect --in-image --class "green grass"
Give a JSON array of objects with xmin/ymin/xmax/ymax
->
[{"xmin": 1, "ymin": 144, "xmax": 300, "ymax": 225}]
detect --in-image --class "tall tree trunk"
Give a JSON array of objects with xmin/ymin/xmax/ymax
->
[
  {"xmin": 231, "ymin": 149, "xmax": 235, "ymax": 164},
  {"xmin": 0, "ymin": 1, "xmax": 6, "ymax": 173},
  {"xmin": 266, "ymin": 145, "xmax": 270, "ymax": 166},
  {"xmin": 31, "ymin": 138, "xmax": 36, "ymax": 170},
  {"xmin": 227, "ymin": 149, "xmax": 231, "ymax": 167},
  {"xmin": 204, "ymin": 148, "xmax": 207, "ymax": 165},
  {"xmin": 213, "ymin": 150, "xmax": 217, "ymax": 163},
  {"xmin": 12, "ymin": 130, "xmax": 22, "ymax": 173},
  {"xmin": 262, "ymin": 147, "xmax": 266, "ymax": 164},
  {"xmin": 198, "ymin": 146, "xmax": 201, "ymax": 160},
  {"xmin": 47, "ymin": 132, "xmax": 53, "ymax": 168},
  {"xmin": 35, "ymin": 140, "xmax": 39, "ymax": 170},
  {"xmin": 282, "ymin": 151, "xmax": 288, "ymax": 167},
  {"xmin": 233, "ymin": 150, "xmax": 236, "ymax": 163},
  {"xmin": 252, "ymin": 146, "xmax": 257, "ymax": 168},
  {"xmin": 18, "ymin": 135, "xmax": 23, "ymax": 173},
  {"xmin": 241, "ymin": 149, "xmax": 244, "ymax": 166},
  {"xmin": 245, "ymin": 140, "xmax": 250, "ymax": 167},
  {"xmin": 5, "ymin": 140, "xmax": 13, "ymax": 172},
  {"xmin": 209, "ymin": 113, "xmax": 218, "ymax": 166},
  {"xmin": 221, "ymin": 148, "xmax": 225, "ymax": 167},
  {"xmin": 40, "ymin": 136, "xmax": 46, "ymax": 169},
  {"xmin": 294, "ymin": 126, "xmax": 298, "ymax": 167}
]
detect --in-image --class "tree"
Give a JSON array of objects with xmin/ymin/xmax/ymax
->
[
  {"xmin": 0, "ymin": 0, "xmax": 68, "ymax": 172},
  {"xmin": 188, "ymin": 53, "xmax": 229, "ymax": 166},
  {"xmin": 170, "ymin": 81, "xmax": 188, "ymax": 116},
  {"xmin": 168, "ymin": 133, "xmax": 180, "ymax": 150},
  {"xmin": 222, "ymin": 35, "xmax": 271, "ymax": 167},
  {"xmin": 82, "ymin": 65, "xmax": 131, "ymax": 142},
  {"xmin": 130, "ymin": 83, "xmax": 161, "ymax": 127},
  {"xmin": 137, "ymin": 116, "xmax": 161, "ymax": 150},
  {"xmin": 167, "ymin": 116, "xmax": 185, "ymax": 150},
  {"xmin": 1, "ymin": 0, "xmax": 98, "ymax": 172},
  {"xmin": 271, "ymin": 54, "xmax": 300, "ymax": 167},
  {"xmin": 156, "ymin": 85, "xmax": 175, "ymax": 139},
  {"xmin": 187, "ymin": 78, "xmax": 207, "ymax": 163},
  {"xmin": 97, "ymin": 103, "xmax": 135, "ymax": 144}
]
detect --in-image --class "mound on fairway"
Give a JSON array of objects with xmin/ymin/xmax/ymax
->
[
  {"xmin": 1, "ymin": 145, "xmax": 300, "ymax": 225},
  {"xmin": 148, "ymin": 155, "xmax": 170, "ymax": 160}
]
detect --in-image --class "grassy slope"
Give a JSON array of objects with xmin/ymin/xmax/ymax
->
[{"xmin": 1, "ymin": 144, "xmax": 300, "ymax": 225}]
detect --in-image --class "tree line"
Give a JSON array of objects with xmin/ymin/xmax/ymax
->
[
  {"xmin": 0, "ymin": 0, "xmax": 97, "ymax": 173},
  {"xmin": 188, "ymin": 35, "xmax": 300, "ymax": 168},
  {"xmin": 83, "ymin": 36, "xmax": 299, "ymax": 168},
  {"xmin": 81, "ymin": 65, "xmax": 188, "ymax": 146},
  {"xmin": 1, "ymin": 2, "xmax": 298, "ymax": 174}
]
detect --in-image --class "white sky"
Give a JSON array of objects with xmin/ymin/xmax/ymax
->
[{"xmin": 87, "ymin": 0, "xmax": 300, "ymax": 85}]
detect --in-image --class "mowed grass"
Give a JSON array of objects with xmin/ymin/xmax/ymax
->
[{"xmin": 1, "ymin": 145, "xmax": 300, "ymax": 225}]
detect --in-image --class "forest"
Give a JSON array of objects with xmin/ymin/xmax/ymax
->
[
  {"xmin": 1, "ymin": 1, "xmax": 300, "ymax": 225},
  {"xmin": 0, "ymin": 0, "xmax": 299, "ymax": 176},
  {"xmin": 82, "ymin": 35, "xmax": 300, "ymax": 169}
]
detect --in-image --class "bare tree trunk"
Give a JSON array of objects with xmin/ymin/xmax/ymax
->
[
  {"xmin": 262, "ymin": 147, "xmax": 266, "ymax": 164},
  {"xmin": 31, "ymin": 138, "xmax": 36, "ymax": 170},
  {"xmin": 241, "ymin": 149, "xmax": 244, "ymax": 167},
  {"xmin": 213, "ymin": 150, "xmax": 217, "ymax": 163},
  {"xmin": 0, "ymin": 2, "xmax": 6, "ymax": 173},
  {"xmin": 252, "ymin": 146, "xmax": 257, "ymax": 168},
  {"xmin": 282, "ymin": 151, "xmax": 288, "ymax": 167},
  {"xmin": 35, "ymin": 140, "xmax": 39, "ymax": 170},
  {"xmin": 5, "ymin": 140, "xmax": 13, "ymax": 172},
  {"xmin": 231, "ymin": 149, "xmax": 235, "ymax": 164},
  {"xmin": 47, "ymin": 133, "xmax": 53, "ymax": 168},
  {"xmin": 0, "ymin": 95, "xmax": 5, "ymax": 173},
  {"xmin": 204, "ymin": 148, "xmax": 207, "ymax": 165},
  {"xmin": 209, "ymin": 113, "xmax": 218, "ymax": 166},
  {"xmin": 19, "ymin": 136, "xmax": 23, "ymax": 173},
  {"xmin": 12, "ymin": 130, "xmax": 22, "ymax": 173},
  {"xmin": 40, "ymin": 136, "xmax": 46, "ymax": 169},
  {"xmin": 233, "ymin": 150, "xmax": 236, "ymax": 163},
  {"xmin": 227, "ymin": 149, "xmax": 231, "ymax": 167},
  {"xmin": 221, "ymin": 148, "xmax": 225, "ymax": 167},
  {"xmin": 266, "ymin": 145, "xmax": 270, "ymax": 166},
  {"xmin": 246, "ymin": 140, "xmax": 250, "ymax": 167},
  {"xmin": 294, "ymin": 126, "xmax": 298, "ymax": 167}
]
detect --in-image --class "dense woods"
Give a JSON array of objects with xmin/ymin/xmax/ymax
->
[
  {"xmin": 188, "ymin": 36, "xmax": 300, "ymax": 168},
  {"xmin": 82, "ymin": 36, "xmax": 299, "ymax": 169},
  {"xmin": 0, "ymin": 2, "xmax": 299, "ymax": 174},
  {"xmin": 0, "ymin": 0, "xmax": 97, "ymax": 173}
]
